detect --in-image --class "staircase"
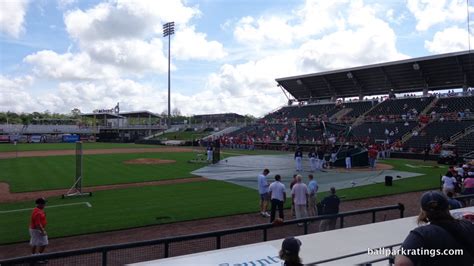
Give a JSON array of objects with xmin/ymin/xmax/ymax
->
[
  {"xmin": 330, "ymin": 108, "xmax": 353, "ymax": 121},
  {"xmin": 420, "ymin": 97, "xmax": 438, "ymax": 115},
  {"xmin": 351, "ymin": 101, "xmax": 380, "ymax": 128},
  {"xmin": 400, "ymin": 121, "xmax": 431, "ymax": 144},
  {"xmin": 448, "ymin": 124, "xmax": 474, "ymax": 144},
  {"xmin": 201, "ymin": 126, "xmax": 241, "ymax": 141}
]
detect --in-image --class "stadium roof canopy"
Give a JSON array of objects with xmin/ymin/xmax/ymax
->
[
  {"xmin": 276, "ymin": 50, "xmax": 474, "ymax": 101},
  {"xmin": 119, "ymin": 111, "xmax": 160, "ymax": 118},
  {"xmin": 80, "ymin": 113, "xmax": 124, "ymax": 119}
]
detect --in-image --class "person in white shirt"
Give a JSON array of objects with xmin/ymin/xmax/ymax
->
[
  {"xmin": 268, "ymin": 174, "xmax": 286, "ymax": 223},
  {"xmin": 258, "ymin": 169, "xmax": 271, "ymax": 217},
  {"xmin": 291, "ymin": 175, "xmax": 309, "ymax": 225},
  {"xmin": 441, "ymin": 171, "xmax": 457, "ymax": 195}
]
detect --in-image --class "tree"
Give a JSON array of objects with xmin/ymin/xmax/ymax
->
[
  {"xmin": 71, "ymin": 108, "xmax": 82, "ymax": 118},
  {"xmin": 172, "ymin": 107, "xmax": 181, "ymax": 117}
]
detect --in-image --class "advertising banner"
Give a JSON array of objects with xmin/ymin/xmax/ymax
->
[
  {"xmin": 62, "ymin": 135, "xmax": 80, "ymax": 143},
  {"xmin": 0, "ymin": 135, "xmax": 9, "ymax": 143},
  {"xmin": 30, "ymin": 135, "xmax": 42, "ymax": 143}
]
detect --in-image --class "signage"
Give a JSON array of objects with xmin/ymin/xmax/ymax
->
[
  {"xmin": 131, "ymin": 244, "xmax": 282, "ymax": 266},
  {"xmin": 93, "ymin": 103, "xmax": 120, "ymax": 114}
]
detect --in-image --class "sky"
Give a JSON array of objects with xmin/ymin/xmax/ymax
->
[{"xmin": 0, "ymin": 0, "xmax": 473, "ymax": 117}]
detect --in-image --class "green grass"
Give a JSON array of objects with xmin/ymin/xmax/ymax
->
[
  {"xmin": 315, "ymin": 158, "xmax": 447, "ymax": 202},
  {"xmin": 156, "ymin": 131, "xmax": 211, "ymax": 140},
  {"xmin": 0, "ymin": 155, "xmax": 450, "ymax": 245},
  {"xmin": 0, "ymin": 181, "xmax": 259, "ymax": 244},
  {"xmin": 221, "ymin": 149, "xmax": 292, "ymax": 156},
  {"xmin": 0, "ymin": 142, "xmax": 160, "ymax": 152},
  {"xmin": 0, "ymin": 152, "xmax": 206, "ymax": 192}
]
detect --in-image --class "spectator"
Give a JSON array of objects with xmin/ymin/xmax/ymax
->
[
  {"xmin": 395, "ymin": 191, "xmax": 474, "ymax": 266},
  {"xmin": 268, "ymin": 174, "xmax": 286, "ymax": 223},
  {"xmin": 257, "ymin": 169, "xmax": 271, "ymax": 217},
  {"xmin": 307, "ymin": 174, "xmax": 318, "ymax": 216},
  {"xmin": 441, "ymin": 171, "xmax": 457, "ymax": 195},
  {"xmin": 319, "ymin": 187, "xmax": 341, "ymax": 232},
  {"xmin": 29, "ymin": 198, "xmax": 48, "ymax": 255},
  {"xmin": 446, "ymin": 192, "xmax": 463, "ymax": 209},
  {"xmin": 291, "ymin": 175, "xmax": 309, "ymax": 226},
  {"xmin": 279, "ymin": 237, "xmax": 303, "ymax": 266},
  {"xmin": 368, "ymin": 146, "xmax": 378, "ymax": 170},
  {"xmin": 289, "ymin": 174, "xmax": 297, "ymax": 217}
]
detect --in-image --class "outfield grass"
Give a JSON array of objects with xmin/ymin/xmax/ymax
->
[
  {"xmin": 0, "ymin": 152, "xmax": 206, "ymax": 192},
  {"xmin": 0, "ymin": 142, "xmax": 160, "ymax": 152},
  {"xmin": 0, "ymin": 181, "xmax": 258, "ymax": 244}
]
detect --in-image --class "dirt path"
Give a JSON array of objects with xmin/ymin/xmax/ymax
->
[
  {"xmin": 0, "ymin": 147, "xmax": 195, "ymax": 159},
  {"xmin": 0, "ymin": 190, "xmax": 426, "ymax": 260},
  {"xmin": 0, "ymin": 177, "xmax": 208, "ymax": 203}
]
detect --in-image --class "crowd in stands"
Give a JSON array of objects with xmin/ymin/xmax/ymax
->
[{"xmin": 222, "ymin": 92, "xmax": 473, "ymax": 156}]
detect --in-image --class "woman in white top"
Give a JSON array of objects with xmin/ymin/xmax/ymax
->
[{"xmin": 441, "ymin": 171, "xmax": 457, "ymax": 195}]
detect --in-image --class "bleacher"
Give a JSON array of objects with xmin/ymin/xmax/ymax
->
[
  {"xmin": 365, "ymin": 97, "xmax": 434, "ymax": 116},
  {"xmin": 404, "ymin": 120, "xmax": 474, "ymax": 150},
  {"xmin": 342, "ymin": 100, "xmax": 376, "ymax": 117},
  {"xmin": 352, "ymin": 121, "xmax": 417, "ymax": 141},
  {"xmin": 429, "ymin": 95, "xmax": 474, "ymax": 114},
  {"xmin": 454, "ymin": 131, "xmax": 474, "ymax": 155}
]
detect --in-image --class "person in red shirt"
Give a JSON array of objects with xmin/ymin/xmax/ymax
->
[
  {"xmin": 29, "ymin": 198, "xmax": 48, "ymax": 254},
  {"xmin": 368, "ymin": 146, "xmax": 378, "ymax": 170}
]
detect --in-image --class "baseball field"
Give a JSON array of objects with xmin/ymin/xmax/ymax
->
[{"xmin": 0, "ymin": 143, "xmax": 446, "ymax": 245}]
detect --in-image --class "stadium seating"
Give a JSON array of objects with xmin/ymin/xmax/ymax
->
[
  {"xmin": 365, "ymin": 97, "xmax": 434, "ymax": 117},
  {"xmin": 352, "ymin": 121, "xmax": 417, "ymax": 141},
  {"xmin": 429, "ymin": 95, "xmax": 474, "ymax": 114},
  {"xmin": 454, "ymin": 131, "xmax": 474, "ymax": 155},
  {"xmin": 404, "ymin": 120, "xmax": 474, "ymax": 150}
]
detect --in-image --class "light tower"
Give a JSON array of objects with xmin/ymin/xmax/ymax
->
[{"xmin": 163, "ymin": 22, "xmax": 175, "ymax": 126}]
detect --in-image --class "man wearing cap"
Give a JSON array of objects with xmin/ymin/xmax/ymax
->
[
  {"xmin": 268, "ymin": 174, "xmax": 286, "ymax": 223},
  {"xmin": 279, "ymin": 237, "xmax": 303, "ymax": 266},
  {"xmin": 395, "ymin": 191, "xmax": 474, "ymax": 266},
  {"xmin": 29, "ymin": 198, "xmax": 48, "ymax": 255}
]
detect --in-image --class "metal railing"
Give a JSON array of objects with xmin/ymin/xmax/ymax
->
[
  {"xmin": 306, "ymin": 194, "xmax": 474, "ymax": 265},
  {"xmin": 0, "ymin": 204, "xmax": 404, "ymax": 266}
]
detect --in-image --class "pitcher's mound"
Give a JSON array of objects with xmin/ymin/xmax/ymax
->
[{"xmin": 124, "ymin": 158, "xmax": 176, "ymax": 165}]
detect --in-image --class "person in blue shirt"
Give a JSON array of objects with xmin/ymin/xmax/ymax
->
[{"xmin": 307, "ymin": 174, "xmax": 318, "ymax": 216}]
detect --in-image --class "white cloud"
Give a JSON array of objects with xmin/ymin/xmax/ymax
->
[
  {"xmin": 425, "ymin": 26, "xmax": 474, "ymax": 53},
  {"xmin": 0, "ymin": 75, "xmax": 36, "ymax": 112},
  {"xmin": 57, "ymin": 0, "xmax": 76, "ymax": 9},
  {"xmin": 206, "ymin": 0, "xmax": 407, "ymax": 115},
  {"xmin": 24, "ymin": 50, "xmax": 119, "ymax": 80},
  {"xmin": 63, "ymin": 0, "xmax": 221, "ymax": 69},
  {"xmin": 407, "ymin": 0, "xmax": 471, "ymax": 31},
  {"xmin": 173, "ymin": 26, "xmax": 227, "ymax": 60},
  {"xmin": 0, "ymin": 0, "xmax": 29, "ymax": 38}
]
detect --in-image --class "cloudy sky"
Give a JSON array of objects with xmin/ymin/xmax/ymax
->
[{"xmin": 0, "ymin": 0, "xmax": 473, "ymax": 117}]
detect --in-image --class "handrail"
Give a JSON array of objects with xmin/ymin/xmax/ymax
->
[{"xmin": 0, "ymin": 204, "xmax": 404, "ymax": 265}]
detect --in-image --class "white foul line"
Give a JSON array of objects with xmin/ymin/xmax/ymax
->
[{"xmin": 0, "ymin": 202, "xmax": 92, "ymax": 214}]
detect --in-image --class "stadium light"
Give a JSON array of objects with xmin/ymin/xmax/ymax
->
[{"xmin": 163, "ymin": 22, "xmax": 175, "ymax": 126}]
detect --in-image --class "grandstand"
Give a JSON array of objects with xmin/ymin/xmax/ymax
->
[{"xmin": 224, "ymin": 50, "xmax": 474, "ymax": 158}]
